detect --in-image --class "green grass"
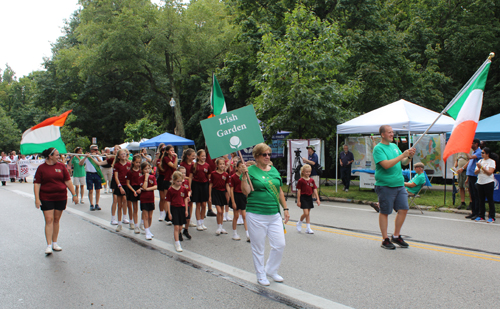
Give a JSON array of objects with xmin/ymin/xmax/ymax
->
[{"xmin": 282, "ymin": 182, "xmax": 500, "ymax": 212}]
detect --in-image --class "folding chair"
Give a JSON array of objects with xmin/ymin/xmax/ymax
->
[
  {"xmin": 408, "ymin": 186, "xmax": 424, "ymax": 214},
  {"xmin": 422, "ymin": 170, "xmax": 434, "ymax": 195}
]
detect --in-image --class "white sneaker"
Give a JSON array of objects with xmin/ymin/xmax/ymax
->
[
  {"xmin": 129, "ymin": 223, "xmax": 134, "ymax": 230},
  {"xmin": 134, "ymin": 227, "xmax": 140, "ymax": 234},
  {"xmin": 150, "ymin": 232, "xmax": 154, "ymax": 238},
  {"xmin": 237, "ymin": 217, "xmax": 244, "ymax": 225},
  {"xmin": 158, "ymin": 216, "xmax": 164, "ymax": 222},
  {"xmin": 166, "ymin": 221, "xmax": 172, "ymax": 226},
  {"xmin": 223, "ymin": 216, "xmax": 227, "ymax": 222},
  {"xmin": 202, "ymin": 224, "xmax": 207, "ymax": 230},
  {"xmin": 175, "ymin": 243, "xmax": 183, "ymax": 252},
  {"xmin": 45, "ymin": 246, "xmax": 53, "ymax": 255},
  {"xmin": 305, "ymin": 228, "xmax": 314, "ymax": 234},
  {"xmin": 122, "ymin": 218, "xmax": 129, "ymax": 224},
  {"xmin": 246, "ymin": 236, "xmax": 250, "ymax": 242},
  {"xmin": 267, "ymin": 273, "xmax": 284, "ymax": 282},
  {"xmin": 116, "ymin": 225, "xmax": 122, "ymax": 232},
  {"xmin": 215, "ymin": 228, "xmax": 221, "ymax": 235},
  {"xmin": 52, "ymin": 243, "xmax": 62, "ymax": 251},
  {"xmin": 226, "ymin": 215, "xmax": 233, "ymax": 221},
  {"xmin": 80, "ymin": 200, "xmax": 84, "ymax": 204},
  {"xmin": 145, "ymin": 232, "xmax": 152, "ymax": 240},
  {"xmin": 189, "ymin": 222, "xmax": 197, "ymax": 227},
  {"xmin": 257, "ymin": 278, "xmax": 270, "ymax": 286},
  {"xmin": 232, "ymin": 233, "xmax": 241, "ymax": 240},
  {"xmin": 296, "ymin": 221, "xmax": 302, "ymax": 232},
  {"xmin": 220, "ymin": 228, "xmax": 228, "ymax": 234},
  {"xmin": 140, "ymin": 222, "xmax": 145, "ymax": 231},
  {"xmin": 110, "ymin": 220, "xmax": 118, "ymax": 225},
  {"xmin": 197, "ymin": 225, "xmax": 204, "ymax": 231}
]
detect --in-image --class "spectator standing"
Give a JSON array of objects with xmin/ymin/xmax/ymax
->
[
  {"xmin": 0, "ymin": 152, "xmax": 11, "ymax": 186},
  {"xmin": 302, "ymin": 145, "xmax": 320, "ymax": 188},
  {"xmin": 101, "ymin": 147, "xmax": 114, "ymax": 194},
  {"xmin": 339, "ymin": 145, "xmax": 354, "ymax": 192},
  {"xmin": 80, "ymin": 145, "xmax": 103, "ymax": 211},
  {"xmin": 474, "ymin": 147, "xmax": 496, "ymax": 223},
  {"xmin": 70, "ymin": 147, "xmax": 86, "ymax": 204},
  {"xmin": 465, "ymin": 139, "xmax": 482, "ymax": 219},
  {"xmin": 453, "ymin": 152, "xmax": 469, "ymax": 209}
]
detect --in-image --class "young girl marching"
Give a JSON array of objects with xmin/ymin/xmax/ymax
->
[
  {"xmin": 139, "ymin": 162, "xmax": 157, "ymax": 240},
  {"xmin": 190, "ymin": 149, "xmax": 211, "ymax": 231},
  {"xmin": 209, "ymin": 158, "xmax": 230, "ymax": 236},
  {"xmin": 166, "ymin": 171, "xmax": 189, "ymax": 252},
  {"xmin": 180, "ymin": 149, "xmax": 196, "ymax": 228},
  {"xmin": 230, "ymin": 161, "xmax": 249, "ymax": 241},
  {"xmin": 296, "ymin": 164, "xmax": 320, "ymax": 234},
  {"xmin": 178, "ymin": 166, "xmax": 192, "ymax": 240},
  {"xmin": 126, "ymin": 155, "xmax": 142, "ymax": 234},
  {"xmin": 114, "ymin": 149, "xmax": 132, "ymax": 232},
  {"xmin": 222, "ymin": 154, "xmax": 232, "ymax": 222},
  {"xmin": 155, "ymin": 144, "xmax": 167, "ymax": 222},
  {"xmin": 160, "ymin": 145, "xmax": 178, "ymax": 224}
]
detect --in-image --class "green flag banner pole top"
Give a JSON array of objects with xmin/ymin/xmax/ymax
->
[{"xmin": 201, "ymin": 105, "xmax": 264, "ymax": 158}]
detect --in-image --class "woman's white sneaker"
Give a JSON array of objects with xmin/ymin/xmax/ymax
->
[
  {"xmin": 267, "ymin": 273, "xmax": 284, "ymax": 282},
  {"xmin": 52, "ymin": 243, "xmax": 62, "ymax": 251}
]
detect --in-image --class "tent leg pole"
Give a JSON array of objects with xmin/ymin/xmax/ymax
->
[
  {"xmin": 335, "ymin": 134, "xmax": 338, "ymax": 192},
  {"xmin": 444, "ymin": 161, "xmax": 447, "ymax": 206}
]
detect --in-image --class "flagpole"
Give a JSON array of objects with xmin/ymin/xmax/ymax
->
[
  {"xmin": 412, "ymin": 52, "xmax": 494, "ymax": 148},
  {"xmin": 238, "ymin": 150, "xmax": 254, "ymax": 192}
]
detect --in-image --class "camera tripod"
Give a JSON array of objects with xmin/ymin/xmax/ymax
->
[{"xmin": 285, "ymin": 151, "xmax": 303, "ymax": 202}]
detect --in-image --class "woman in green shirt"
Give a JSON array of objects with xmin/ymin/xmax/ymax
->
[{"xmin": 241, "ymin": 143, "xmax": 289, "ymax": 286}]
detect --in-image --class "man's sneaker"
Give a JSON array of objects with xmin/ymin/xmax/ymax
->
[
  {"xmin": 345, "ymin": 189, "xmax": 349, "ymax": 192},
  {"xmin": 134, "ymin": 227, "xmax": 140, "ymax": 234},
  {"xmin": 475, "ymin": 217, "xmax": 486, "ymax": 222},
  {"xmin": 175, "ymin": 243, "xmax": 183, "ymax": 252},
  {"xmin": 110, "ymin": 220, "xmax": 118, "ymax": 225},
  {"xmin": 52, "ymin": 243, "xmax": 62, "ymax": 251},
  {"xmin": 90, "ymin": 205, "xmax": 95, "ymax": 211},
  {"xmin": 45, "ymin": 246, "xmax": 53, "ymax": 255},
  {"xmin": 220, "ymin": 228, "xmax": 228, "ymax": 234},
  {"xmin": 196, "ymin": 225, "xmax": 204, "ymax": 231},
  {"xmin": 296, "ymin": 221, "xmax": 302, "ymax": 232},
  {"xmin": 487, "ymin": 218, "xmax": 496, "ymax": 223},
  {"xmin": 94, "ymin": 204, "xmax": 101, "ymax": 211},
  {"xmin": 215, "ymin": 228, "xmax": 221, "ymax": 236},
  {"xmin": 206, "ymin": 209, "xmax": 217, "ymax": 217},
  {"xmin": 381, "ymin": 238, "xmax": 396, "ymax": 250},
  {"xmin": 182, "ymin": 229, "xmax": 192, "ymax": 240},
  {"xmin": 232, "ymin": 233, "xmax": 241, "ymax": 240},
  {"xmin": 465, "ymin": 214, "xmax": 475, "ymax": 219},
  {"xmin": 457, "ymin": 202, "xmax": 466, "ymax": 210},
  {"xmin": 305, "ymin": 228, "xmax": 314, "ymax": 234},
  {"xmin": 116, "ymin": 225, "xmax": 122, "ymax": 232},
  {"xmin": 391, "ymin": 236, "xmax": 409, "ymax": 248}
]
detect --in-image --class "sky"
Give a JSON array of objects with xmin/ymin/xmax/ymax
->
[{"xmin": 0, "ymin": 1, "xmax": 81, "ymax": 79}]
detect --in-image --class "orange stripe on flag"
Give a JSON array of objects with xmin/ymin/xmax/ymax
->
[
  {"xmin": 31, "ymin": 110, "xmax": 72, "ymax": 130},
  {"xmin": 443, "ymin": 120, "xmax": 477, "ymax": 162}
]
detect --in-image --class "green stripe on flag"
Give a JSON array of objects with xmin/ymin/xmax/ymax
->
[
  {"xmin": 211, "ymin": 74, "xmax": 226, "ymax": 116},
  {"xmin": 447, "ymin": 62, "xmax": 491, "ymax": 119},
  {"xmin": 20, "ymin": 137, "xmax": 68, "ymax": 155}
]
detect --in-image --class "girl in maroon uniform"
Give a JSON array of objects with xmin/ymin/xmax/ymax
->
[
  {"xmin": 114, "ymin": 149, "xmax": 132, "ymax": 232},
  {"xmin": 190, "ymin": 149, "xmax": 211, "ymax": 231},
  {"xmin": 166, "ymin": 171, "xmax": 189, "ymax": 252},
  {"xmin": 178, "ymin": 165, "xmax": 192, "ymax": 240},
  {"xmin": 160, "ymin": 145, "xmax": 178, "ymax": 224},
  {"xmin": 296, "ymin": 164, "xmax": 320, "ymax": 234},
  {"xmin": 126, "ymin": 155, "xmax": 142, "ymax": 233},
  {"xmin": 34, "ymin": 148, "xmax": 78, "ymax": 255},
  {"xmin": 209, "ymin": 158, "xmax": 230, "ymax": 235},
  {"xmin": 230, "ymin": 161, "xmax": 249, "ymax": 241},
  {"xmin": 139, "ymin": 162, "xmax": 157, "ymax": 240},
  {"xmin": 155, "ymin": 144, "xmax": 166, "ymax": 221},
  {"xmin": 180, "ymin": 149, "xmax": 195, "ymax": 227}
]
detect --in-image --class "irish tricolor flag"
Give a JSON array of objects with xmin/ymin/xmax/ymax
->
[
  {"xmin": 443, "ymin": 59, "xmax": 491, "ymax": 161},
  {"xmin": 210, "ymin": 73, "xmax": 227, "ymax": 117},
  {"xmin": 20, "ymin": 110, "xmax": 72, "ymax": 155}
]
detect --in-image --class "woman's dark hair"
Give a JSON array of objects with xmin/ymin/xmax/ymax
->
[
  {"xmin": 236, "ymin": 161, "xmax": 243, "ymax": 168},
  {"xmin": 74, "ymin": 146, "xmax": 82, "ymax": 153},
  {"xmin": 482, "ymin": 147, "xmax": 491, "ymax": 156},
  {"xmin": 140, "ymin": 162, "xmax": 150, "ymax": 172},
  {"xmin": 132, "ymin": 154, "xmax": 141, "ymax": 162},
  {"xmin": 41, "ymin": 148, "xmax": 56, "ymax": 158}
]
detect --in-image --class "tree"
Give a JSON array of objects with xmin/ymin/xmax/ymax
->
[
  {"xmin": 0, "ymin": 106, "xmax": 21, "ymax": 152},
  {"xmin": 124, "ymin": 117, "xmax": 161, "ymax": 142},
  {"xmin": 253, "ymin": 5, "xmax": 360, "ymax": 139}
]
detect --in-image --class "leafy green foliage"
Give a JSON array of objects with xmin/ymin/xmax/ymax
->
[
  {"xmin": 124, "ymin": 117, "xmax": 161, "ymax": 142},
  {"xmin": 0, "ymin": 106, "xmax": 21, "ymax": 152}
]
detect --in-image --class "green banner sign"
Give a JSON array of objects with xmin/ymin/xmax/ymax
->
[{"xmin": 201, "ymin": 105, "xmax": 264, "ymax": 158}]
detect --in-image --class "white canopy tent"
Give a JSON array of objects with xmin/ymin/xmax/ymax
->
[{"xmin": 335, "ymin": 99, "xmax": 455, "ymax": 191}]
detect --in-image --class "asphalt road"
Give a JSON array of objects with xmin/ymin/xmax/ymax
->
[{"xmin": 1, "ymin": 180, "xmax": 499, "ymax": 309}]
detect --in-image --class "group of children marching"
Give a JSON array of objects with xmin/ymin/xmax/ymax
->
[{"xmin": 103, "ymin": 144, "xmax": 320, "ymax": 253}]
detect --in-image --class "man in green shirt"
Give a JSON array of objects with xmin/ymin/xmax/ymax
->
[
  {"xmin": 373, "ymin": 125, "xmax": 415, "ymax": 250},
  {"xmin": 404, "ymin": 162, "xmax": 426, "ymax": 195}
]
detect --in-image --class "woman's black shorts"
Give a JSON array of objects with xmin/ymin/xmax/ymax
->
[
  {"xmin": 233, "ymin": 192, "xmax": 247, "ymax": 210},
  {"xmin": 127, "ymin": 185, "xmax": 141, "ymax": 202},
  {"xmin": 110, "ymin": 178, "xmax": 117, "ymax": 191},
  {"xmin": 157, "ymin": 177, "xmax": 165, "ymax": 191},
  {"xmin": 211, "ymin": 189, "xmax": 227, "ymax": 206},
  {"xmin": 140, "ymin": 202, "xmax": 155, "ymax": 211},
  {"xmin": 113, "ymin": 185, "xmax": 126, "ymax": 196},
  {"xmin": 40, "ymin": 200, "xmax": 67, "ymax": 211},
  {"xmin": 300, "ymin": 194, "xmax": 314, "ymax": 209},
  {"xmin": 191, "ymin": 181, "xmax": 209, "ymax": 203},
  {"xmin": 170, "ymin": 206, "xmax": 187, "ymax": 226}
]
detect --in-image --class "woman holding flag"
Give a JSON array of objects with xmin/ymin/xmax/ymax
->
[
  {"xmin": 240, "ymin": 143, "xmax": 289, "ymax": 286},
  {"xmin": 34, "ymin": 147, "xmax": 78, "ymax": 255}
]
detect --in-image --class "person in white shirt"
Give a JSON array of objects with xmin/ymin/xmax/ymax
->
[
  {"xmin": 79, "ymin": 145, "xmax": 103, "ymax": 211},
  {"xmin": 474, "ymin": 147, "xmax": 496, "ymax": 223}
]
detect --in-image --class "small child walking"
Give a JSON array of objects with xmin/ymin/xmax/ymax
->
[
  {"xmin": 296, "ymin": 164, "xmax": 320, "ymax": 234},
  {"xmin": 209, "ymin": 158, "xmax": 230, "ymax": 236},
  {"xmin": 139, "ymin": 163, "xmax": 157, "ymax": 240},
  {"xmin": 166, "ymin": 171, "xmax": 189, "ymax": 252}
]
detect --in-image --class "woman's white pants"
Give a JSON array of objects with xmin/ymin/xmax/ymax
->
[{"xmin": 246, "ymin": 212, "xmax": 286, "ymax": 280}]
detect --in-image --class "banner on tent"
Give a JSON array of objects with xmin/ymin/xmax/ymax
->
[{"xmin": 286, "ymin": 139, "xmax": 322, "ymax": 192}]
